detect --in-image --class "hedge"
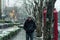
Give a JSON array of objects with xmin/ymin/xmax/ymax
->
[{"xmin": 0, "ymin": 28, "xmax": 20, "ymax": 40}]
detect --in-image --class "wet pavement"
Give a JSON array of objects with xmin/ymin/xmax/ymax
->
[
  {"xmin": 10, "ymin": 28, "xmax": 42, "ymax": 40},
  {"xmin": 10, "ymin": 28, "xmax": 26, "ymax": 40}
]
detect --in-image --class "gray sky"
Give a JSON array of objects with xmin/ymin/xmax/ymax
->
[
  {"xmin": 5, "ymin": 0, "xmax": 23, "ymax": 7},
  {"xmin": 5, "ymin": 0, "xmax": 60, "ymax": 11},
  {"xmin": 55, "ymin": 0, "xmax": 60, "ymax": 11}
]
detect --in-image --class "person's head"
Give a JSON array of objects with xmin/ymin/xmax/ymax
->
[
  {"xmin": 27, "ymin": 15, "xmax": 33, "ymax": 21},
  {"xmin": 27, "ymin": 17, "xmax": 32, "ymax": 21}
]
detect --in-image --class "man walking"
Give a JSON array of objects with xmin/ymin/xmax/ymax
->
[{"xmin": 23, "ymin": 16, "xmax": 36, "ymax": 40}]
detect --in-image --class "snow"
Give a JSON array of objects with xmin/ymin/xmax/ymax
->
[
  {"xmin": 0, "ymin": 26, "xmax": 20, "ymax": 38},
  {"xmin": 20, "ymin": 25, "xmax": 23, "ymax": 27}
]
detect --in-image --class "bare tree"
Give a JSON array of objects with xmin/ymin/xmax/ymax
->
[
  {"xmin": 23, "ymin": 0, "xmax": 44, "ymax": 37},
  {"xmin": 34, "ymin": 0, "xmax": 44, "ymax": 37},
  {"xmin": 23, "ymin": 0, "xmax": 34, "ymax": 16}
]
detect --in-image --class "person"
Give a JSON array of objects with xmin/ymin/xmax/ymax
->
[{"xmin": 23, "ymin": 16, "xmax": 36, "ymax": 40}]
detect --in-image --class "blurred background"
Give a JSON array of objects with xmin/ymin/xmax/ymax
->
[{"xmin": 0, "ymin": 0, "xmax": 60, "ymax": 40}]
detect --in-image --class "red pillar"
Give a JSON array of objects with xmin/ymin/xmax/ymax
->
[
  {"xmin": 43, "ymin": 8, "xmax": 47, "ymax": 26},
  {"xmin": 53, "ymin": 9, "xmax": 58, "ymax": 40}
]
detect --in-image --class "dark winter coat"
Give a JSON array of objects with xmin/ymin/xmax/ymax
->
[{"xmin": 23, "ymin": 19, "xmax": 36, "ymax": 33}]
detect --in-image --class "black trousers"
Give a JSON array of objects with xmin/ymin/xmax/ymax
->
[{"xmin": 26, "ymin": 32, "xmax": 33, "ymax": 40}]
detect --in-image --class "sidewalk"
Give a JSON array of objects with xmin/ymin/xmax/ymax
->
[
  {"xmin": 11, "ymin": 28, "xmax": 43, "ymax": 40},
  {"xmin": 11, "ymin": 28, "xmax": 26, "ymax": 40}
]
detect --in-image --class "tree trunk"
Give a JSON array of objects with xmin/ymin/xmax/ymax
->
[
  {"xmin": 43, "ymin": 0, "xmax": 56, "ymax": 40},
  {"xmin": 36, "ymin": 0, "xmax": 43, "ymax": 37}
]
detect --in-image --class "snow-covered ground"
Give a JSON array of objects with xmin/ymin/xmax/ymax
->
[{"xmin": 0, "ymin": 26, "xmax": 20, "ymax": 38}]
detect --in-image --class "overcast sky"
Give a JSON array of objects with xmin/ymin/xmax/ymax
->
[
  {"xmin": 5, "ymin": 0, "xmax": 60, "ymax": 11},
  {"xmin": 5, "ymin": 0, "xmax": 23, "ymax": 7},
  {"xmin": 55, "ymin": 0, "xmax": 60, "ymax": 11}
]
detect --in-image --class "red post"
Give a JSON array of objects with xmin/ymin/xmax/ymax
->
[
  {"xmin": 43, "ymin": 8, "xmax": 47, "ymax": 26},
  {"xmin": 53, "ymin": 9, "xmax": 58, "ymax": 40}
]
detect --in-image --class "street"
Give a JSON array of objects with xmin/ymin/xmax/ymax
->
[
  {"xmin": 0, "ymin": 0, "xmax": 60, "ymax": 40},
  {"xmin": 10, "ymin": 23, "xmax": 60, "ymax": 40}
]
